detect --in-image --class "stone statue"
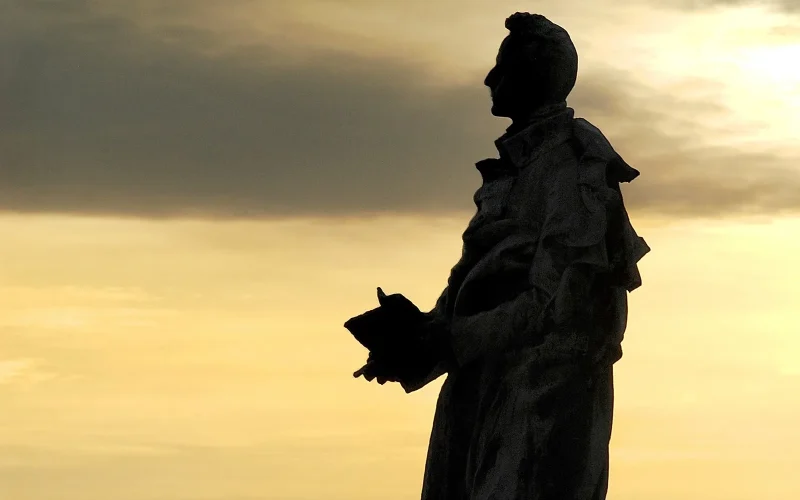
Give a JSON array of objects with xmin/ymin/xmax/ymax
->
[{"xmin": 345, "ymin": 12, "xmax": 650, "ymax": 500}]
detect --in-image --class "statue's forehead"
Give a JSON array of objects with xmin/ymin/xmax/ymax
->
[
  {"xmin": 496, "ymin": 36, "xmax": 515, "ymax": 65},
  {"xmin": 498, "ymin": 36, "xmax": 513, "ymax": 54},
  {"xmin": 497, "ymin": 34, "xmax": 539, "ymax": 63}
]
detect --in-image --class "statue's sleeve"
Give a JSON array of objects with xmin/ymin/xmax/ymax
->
[
  {"xmin": 398, "ymin": 286, "xmax": 451, "ymax": 394},
  {"xmin": 446, "ymin": 234, "xmax": 605, "ymax": 367}
]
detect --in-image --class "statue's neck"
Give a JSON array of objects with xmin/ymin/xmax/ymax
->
[{"xmin": 506, "ymin": 101, "xmax": 568, "ymax": 136}]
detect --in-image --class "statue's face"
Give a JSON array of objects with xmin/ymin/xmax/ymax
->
[{"xmin": 484, "ymin": 36, "xmax": 535, "ymax": 119}]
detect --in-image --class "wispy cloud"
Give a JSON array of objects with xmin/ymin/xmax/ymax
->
[
  {"xmin": 0, "ymin": 358, "xmax": 55, "ymax": 387},
  {"xmin": 670, "ymin": 0, "xmax": 800, "ymax": 13}
]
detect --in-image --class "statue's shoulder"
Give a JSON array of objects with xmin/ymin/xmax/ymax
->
[
  {"xmin": 571, "ymin": 117, "xmax": 618, "ymax": 160},
  {"xmin": 571, "ymin": 117, "xmax": 640, "ymax": 184}
]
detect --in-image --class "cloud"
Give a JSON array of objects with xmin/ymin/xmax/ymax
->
[
  {"xmin": 570, "ymin": 73, "xmax": 800, "ymax": 218},
  {"xmin": 0, "ymin": 2, "xmax": 499, "ymax": 218},
  {"xmin": 1, "ymin": 1, "xmax": 799, "ymax": 220},
  {"xmin": 671, "ymin": 0, "xmax": 800, "ymax": 13}
]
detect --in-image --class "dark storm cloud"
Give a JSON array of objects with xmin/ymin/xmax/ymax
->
[{"xmin": 1, "ymin": 1, "xmax": 799, "ymax": 220}]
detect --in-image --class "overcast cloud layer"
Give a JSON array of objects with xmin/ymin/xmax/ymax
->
[{"xmin": 1, "ymin": 0, "xmax": 799, "ymax": 220}]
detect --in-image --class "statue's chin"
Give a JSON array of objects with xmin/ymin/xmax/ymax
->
[{"xmin": 490, "ymin": 103, "xmax": 511, "ymax": 118}]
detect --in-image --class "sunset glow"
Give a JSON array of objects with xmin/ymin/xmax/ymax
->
[{"xmin": 2, "ymin": 1, "xmax": 799, "ymax": 499}]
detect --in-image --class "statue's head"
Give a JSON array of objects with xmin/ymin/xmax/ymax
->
[{"xmin": 484, "ymin": 13, "xmax": 579, "ymax": 120}]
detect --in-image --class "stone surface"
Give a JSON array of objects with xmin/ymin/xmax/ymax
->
[{"xmin": 346, "ymin": 12, "xmax": 649, "ymax": 500}]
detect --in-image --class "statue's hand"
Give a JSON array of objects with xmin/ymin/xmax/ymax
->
[
  {"xmin": 353, "ymin": 353, "xmax": 401, "ymax": 385},
  {"xmin": 344, "ymin": 287, "xmax": 425, "ymax": 354},
  {"xmin": 375, "ymin": 287, "xmax": 424, "ymax": 324},
  {"xmin": 353, "ymin": 317, "xmax": 448, "ymax": 386},
  {"xmin": 349, "ymin": 287, "xmax": 449, "ymax": 386},
  {"xmin": 353, "ymin": 343, "xmax": 425, "ymax": 386}
]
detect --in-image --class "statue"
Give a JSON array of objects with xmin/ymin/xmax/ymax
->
[{"xmin": 345, "ymin": 12, "xmax": 650, "ymax": 500}]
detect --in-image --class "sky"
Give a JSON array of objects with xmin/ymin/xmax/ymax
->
[{"xmin": 1, "ymin": 0, "xmax": 799, "ymax": 499}]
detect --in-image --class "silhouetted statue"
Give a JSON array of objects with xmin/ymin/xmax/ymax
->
[{"xmin": 345, "ymin": 12, "xmax": 649, "ymax": 500}]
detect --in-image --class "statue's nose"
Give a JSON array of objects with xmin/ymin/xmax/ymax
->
[{"xmin": 484, "ymin": 66, "xmax": 499, "ymax": 87}]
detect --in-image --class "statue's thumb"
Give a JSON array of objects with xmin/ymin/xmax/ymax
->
[{"xmin": 377, "ymin": 287, "xmax": 388, "ymax": 306}]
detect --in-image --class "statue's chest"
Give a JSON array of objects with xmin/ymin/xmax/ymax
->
[
  {"xmin": 468, "ymin": 165, "xmax": 547, "ymax": 234},
  {"xmin": 466, "ymin": 175, "xmax": 515, "ymax": 231}
]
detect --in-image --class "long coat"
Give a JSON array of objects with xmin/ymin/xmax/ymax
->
[{"xmin": 401, "ymin": 106, "xmax": 649, "ymax": 500}]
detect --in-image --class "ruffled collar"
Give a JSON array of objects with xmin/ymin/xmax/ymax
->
[
  {"xmin": 474, "ymin": 103, "xmax": 575, "ymax": 182},
  {"xmin": 496, "ymin": 103, "xmax": 575, "ymax": 168}
]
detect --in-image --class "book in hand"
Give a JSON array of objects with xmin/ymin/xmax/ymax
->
[{"xmin": 343, "ymin": 287, "xmax": 425, "ymax": 358}]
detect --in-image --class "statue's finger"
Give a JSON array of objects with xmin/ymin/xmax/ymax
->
[
  {"xmin": 366, "ymin": 362, "xmax": 393, "ymax": 382},
  {"xmin": 353, "ymin": 364, "xmax": 369, "ymax": 378},
  {"xmin": 363, "ymin": 368, "xmax": 377, "ymax": 381}
]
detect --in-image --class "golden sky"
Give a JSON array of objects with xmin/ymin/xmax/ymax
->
[{"xmin": 2, "ymin": 1, "xmax": 800, "ymax": 499}]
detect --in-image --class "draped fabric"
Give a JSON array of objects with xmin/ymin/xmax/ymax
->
[{"xmin": 401, "ymin": 107, "xmax": 648, "ymax": 500}]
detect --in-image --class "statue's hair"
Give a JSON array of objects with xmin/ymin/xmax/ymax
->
[
  {"xmin": 503, "ymin": 12, "xmax": 578, "ymax": 103},
  {"xmin": 505, "ymin": 12, "xmax": 569, "ymax": 42}
]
